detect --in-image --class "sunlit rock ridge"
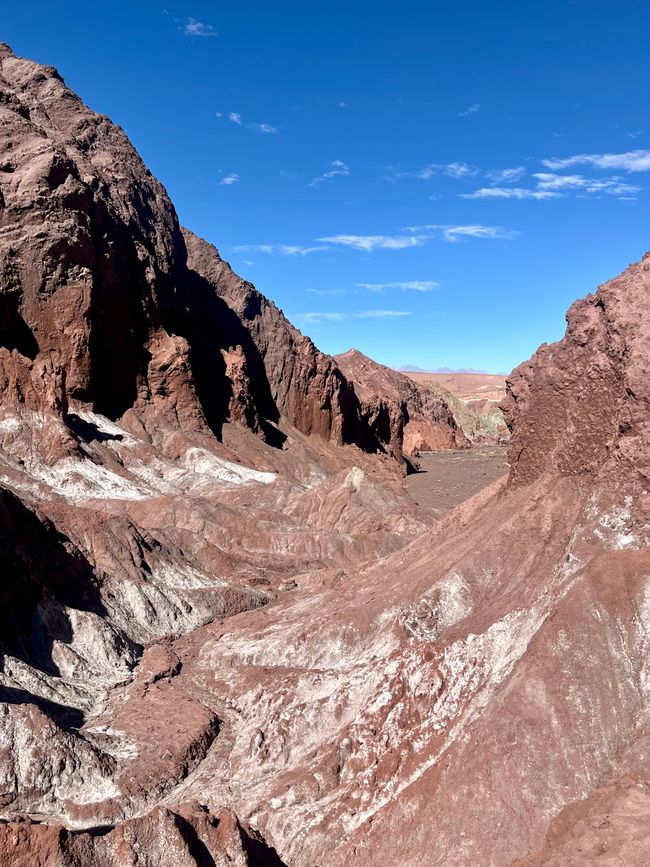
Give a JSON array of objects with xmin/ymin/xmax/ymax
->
[{"xmin": 1, "ymin": 42, "xmax": 650, "ymax": 867}]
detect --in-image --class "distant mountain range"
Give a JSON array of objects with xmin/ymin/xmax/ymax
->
[{"xmin": 397, "ymin": 365, "xmax": 507, "ymax": 375}]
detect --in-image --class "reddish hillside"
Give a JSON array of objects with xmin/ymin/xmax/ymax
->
[
  {"xmin": 1, "ymin": 42, "xmax": 649, "ymax": 867},
  {"xmin": 336, "ymin": 348, "xmax": 468, "ymax": 460}
]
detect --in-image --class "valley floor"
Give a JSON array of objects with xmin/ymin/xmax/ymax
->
[{"xmin": 405, "ymin": 445, "xmax": 509, "ymax": 516}]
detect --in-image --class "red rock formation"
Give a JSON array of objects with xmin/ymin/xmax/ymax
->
[
  {"xmin": 0, "ymin": 803, "xmax": 285, "ymax": 866},
  {"xmin": 335, "ymin": 348, "xmax": 468, "ymax": 460},
  {"xmin": 406, "ymin": 370, "xmax": 509, "ymax": 442},
  {"xmin": 2, "ymin": 40, "xmax": 650, "ymax": 867},
  {"xmin": 0, "ymin": 42, "xmax": 400, "ymax": 468},
  {"xmin": 503, "ymin": 254, "xmax": 650, "ymax": 485}
]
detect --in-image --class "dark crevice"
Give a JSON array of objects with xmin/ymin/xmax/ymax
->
[
  {"xmin": 0, "ymin": 684, "xmax": 85, "ymax": 729},
  {"xmin": 67, "ymin": 413, "xmax": 123, "ymax": 443},
  {"xmin": 173, "ymin": 814, "xmax": 218, "ymax": 867},
  {"xmin": 0, "ymin": 489, "xmax": 106, "ymax": 675},
  {"xmin": 0, "ymin": 293, "xmax": 39, "ymax": 359}
]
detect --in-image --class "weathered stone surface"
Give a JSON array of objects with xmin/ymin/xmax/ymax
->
[
  {"xmin": 335, "ymin": 348, "xmax": 468, "ymax": 460},
  {"xmin": 0, "ymin": 802, "xmax": 286, "ymax": 866},
  {"xmin": 0, "ymin": 42, "xmax": 401, "ymax": 467},
  {"xmin": 1, "ymin": 41, "xmax": 650, "ymax": 867}
]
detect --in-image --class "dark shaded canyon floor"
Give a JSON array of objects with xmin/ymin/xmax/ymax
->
[{"xmin": 405, "ymin": 445, "xmax": 510, "ymax": 516}]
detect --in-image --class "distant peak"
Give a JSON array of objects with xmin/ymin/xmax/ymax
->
[{"xmin": 397, "ymin": 364, "xmax": 428, "ymax": 372}]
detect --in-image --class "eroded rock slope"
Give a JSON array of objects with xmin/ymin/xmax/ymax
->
[
  {"xmin": 1, "ymin": 41, "xmax": 650, "ymax": 867},
  {"xmin": 335, "ymin": 348, "xmax": 468, "ymax": 460}
]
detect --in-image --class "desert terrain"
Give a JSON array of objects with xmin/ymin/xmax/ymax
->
[
  {"xmin": 404, "ymin": 371, "xmax": 508, "ymax": 442},
  {"xmin": 405, "ymin": 445, "xmax": 509, "ymax": 516},
  {"xmin": 1, "ymin": 42, "xmax": 649, "ymax": 867},
  {"xmin": 406, "ymin": 371, "xmax": 506, "ymax": 404}
]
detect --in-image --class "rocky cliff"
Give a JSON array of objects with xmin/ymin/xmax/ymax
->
[
  {"xmin": 1, "ymin": 42, "xmax": 649, "ymax": 867},
  {"xmin": 0, "ymin": 42, "xmax": 402, "ymax": 471},
  {"xmin": 335, "ymin": 348, "xmax": 468, "ymax": 460}
]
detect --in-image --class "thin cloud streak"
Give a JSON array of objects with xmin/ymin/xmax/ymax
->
[
  {"xmin": 458, "ymin": 103, "xmax": 480, "ymax": 117},
  {"xmin": 310, "ymin": 160, "xmax": 350, "ymax": 187},
  {"xmin": 219, "ymin": 173, "xmax": 239, "ymax": 186},
  {"xmin": 236, "ymin": 225, "xmax": 516, "ymax": 258},
  {"xmin": 358, "ymin": 281, "xmax": 438, "ymax": 292},
  {"xmin": 295, "ymin": 310, "xmax": 411, "ymax": 324},
  {"xmin": 356, "ymin": 310, "xmax": 411, "ymax": 318},
  {"xmin": 461, "ymin": 187, "xmax": 560, "ymax": 200},
  {"xmin": 386, "ymin": 161, "xmax": 478, "ymax": 182},
  {"xmin": 404, "ymin": 224, "xmax": 518, "ymax": 241},
  {"xmin": 533, "ymin": 172, "xmax": 640, "ymax": 196},
  {"xmin": 318, "ymin": 234, "xmax": 426, "ymax": 251},
  {"xmin": 233, "ymin": 244, "xmax": 328, "ymax": 256},
  {"xmin": 221, "ymin": 112, "xmax": 278, "ymax": 134},
  {"xmin": 296, "ymin": 312, "xmax": 345, "ymax": 324},
  {"xmin": 541, "ymin": 149, "xmax": 650, "ymax": 172},
  {"xmin": 183, "ymin": 18, "xmax": 217, "ymax": 37},
  {"xmin": 486, "ymin": 167, "xmax": 526, "ymax": 183}
]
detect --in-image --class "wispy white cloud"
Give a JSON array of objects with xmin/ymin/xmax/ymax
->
[
  {"xmin": 233, "ymin": 243, "xmax": 328, "ymax": 256},
  {"xmin": 628, "ymin": 131, "xmax": 643, "ymax": 139},
  {"xmin": 295, "ymin": 310, "xmax": 411, "ymax": 324},
  {"xmin": 418, "ymin": 161, "xmax": 477, "ymax": 179},
  {"xmin": 306, "ymin": 288, "xmax": 347, "ymax": 296},
  {"xmin": 296, "ymin": 312, "xmax": 345, "ymax": 324},
  {"xmin": 465, "ymin": 166, "xmax": 641, "ymax": 200},
  {"xmin": 236, "ymin": 224, "xmax": 515, "ymax": 260},
  {"xmin": 358, "ymin": 280, "xmax": 438, "ymax": 293},
  {"xmin": 221, "ymin": 112, "xmax": 278, "ymax": 134},
  {"xmin": 338, "ymin": 101, "xmax": 348, "ymax": 108},
  {"xmin": 249, "ymin": 122, "xmax": 279, "ymax": 134},
  {"xmin": 541, "ymin": 149, "xmax": 650, "ymax": 172},
  {"xmin": 404, "ymin": 224, "xmax": 518, "ymax": 241},
  {"xmin": 355, "ymin": 310, "xmax": 412, "ymax": 318},
  {"xmin": 461, "ymin": 187, "xmax": 560, "ymax": 200},
  {"xmin": 318, "ymin": 234, "xmax": 425, "ymax": 251},
  {"xmin": 183, "ymin": 17, "xmax": 217, "ymax": 37},
  {"xmin": 386, "ymin": 161, "xmax": 478, "ymax": 182},
  {"xmin": 533, "ymin": 172, "xmax": 640, "ymax": 196},
  {"xmin": 458, "ymin": 103, "xmax": 480, "ymax": 117},
  {"xmin": 219, "ymin": 173, "xmax": 239, "ymax": 186},
  {"xmin": 486, "ymin": 166, "xmax": 526, "ymax": 183},
  {"xmin": 446, "ymin": 161, "xmax": 477, "ymax": 178},
  {"xmin": 310, "ymin": 160, "xmax": 350, "ymax": 187}
]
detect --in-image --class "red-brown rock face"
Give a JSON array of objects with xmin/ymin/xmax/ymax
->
[
  {"xmin": 503, "ymin": 254, "xmax": 650, "ymax": 486},
  {"xmin": 0, "ymin": 42, "xmax": 400, "ymax": 467},
  {"xmin": 2, "ymin": 40, "xmax": 650, "ymax": 867},
  {"xmin": 335, "ymin": 348, "xmax": 468, "ymax": 461}
]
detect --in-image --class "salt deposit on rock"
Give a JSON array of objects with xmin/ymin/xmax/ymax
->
[{"xmin": 1, "ymin": 40, "xmax": 649, "ymax": 867}]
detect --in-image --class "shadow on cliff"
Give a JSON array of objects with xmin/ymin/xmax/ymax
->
[
  {"xmin": 0, "ymin": 293, "xmax": 39, "ymax": 359},
  {"xmin": 0, "ymin": 488, "xmax": 106, "ymax": 677},
  {"xmin": 0, "ymin": 682, "xmax": 84, "ymax": 729},
  {"xmin": 164, "ymin": 265, "xmax": 288, "ymax": 448}
]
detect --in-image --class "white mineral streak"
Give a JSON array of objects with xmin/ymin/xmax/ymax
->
[
  {"xmin": 345, "ymin": 467, "xmax": 365, "ymax": 490},
  {"xmin": 0, "ymin": 410, "xmax": 275, "ymax": 503}
]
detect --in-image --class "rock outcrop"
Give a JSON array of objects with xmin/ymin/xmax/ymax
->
[
  {"xmin": 404, "ymin": 370, "xmax": 509, "ymax": 442},
  {"xmin": 503, "ymin": 255, "xmax": 650, "ymax": 485},
  {"xmin": 335, "ymin": 348, "xmax": 468, "ymax": 460},
  {"xmin": 0, "ymin": 42, "xmax": 401, "ymax": 469},
  {"xmin": 1, "ymin": 41, "xmax": 650, "ymax": 867},
  {"xmin": 0, "ymin": 803, "xmax": 286, "ymax": 867}
]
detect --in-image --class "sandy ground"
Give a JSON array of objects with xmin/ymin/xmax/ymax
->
[
  {"xmin": 405, "ymin": 372, "xmax": 506, "ymax": 403},
  {"xmin": 405, "ymin": 445, "xmax": 509, "ymax": 516}
]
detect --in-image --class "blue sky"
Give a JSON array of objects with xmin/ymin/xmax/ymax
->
[{"xmin": 4, "ymin": 1, "xmax": 649, "ymax": 373}]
